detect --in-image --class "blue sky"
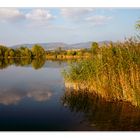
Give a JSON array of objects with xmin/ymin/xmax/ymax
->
[{"xmin": 0, "ymin": 8, "xmax": 139, "ymax": 46}]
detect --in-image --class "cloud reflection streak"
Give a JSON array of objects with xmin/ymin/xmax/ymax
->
[{"xmin": 0, "ymin": 86, "xmax": 52, "ymax": 105}]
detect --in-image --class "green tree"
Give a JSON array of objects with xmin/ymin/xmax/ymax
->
[
  {"xmin": 9, "ymin": 49, "xmax": 15, "ymax": 57},
  {"xmin": 0, "ymin": 45, "xmax": 8, "ymax": 57},
  {"xmin": 0, "ymin": 49, "xmax": 2, "ymax": 56},
  {"xmin": 4, "ymin": 50, "xmax": 9, "ymax": 58},
  {"xmin": 32, "ymin": 44, "xmax": 45, "ymax": 58},
  {"xmin": 25, "ymin": 48, "xmax": 32, "ymax": 57},
  {"xmin": 91, "ymin": 42, "xmax": 99, "ymax": 56},
  {"xmin": 18, "ymin": 46, "xmax": 28, "ymax": 57},
  {"xmin": 14, "ymin": 48, "xmax": 21, "ymax": 57}
]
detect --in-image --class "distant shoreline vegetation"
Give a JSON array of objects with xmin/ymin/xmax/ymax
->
[
  {"xmin": 0, "ymin": 43, "xmax": 98, "ymax": 60},
  {"xmin": 0, "ymin": 44, "xmax": 46, "ymax": 59}
]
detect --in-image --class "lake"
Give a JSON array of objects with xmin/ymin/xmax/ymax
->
[{"xmin": 0, "ymin": 59, "xmax": 140, "ymax": 131}]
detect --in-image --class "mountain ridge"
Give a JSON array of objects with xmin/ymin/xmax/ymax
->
[{"xmin": 11, "ymin": 41, "xmax": 111, "ymax": 50}]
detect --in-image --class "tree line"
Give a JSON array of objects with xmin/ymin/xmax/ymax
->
[
  {"xmin": 0, "ymin": 44, "xmax": 45, "ymax": 58},
  {"xmin": 0, "ymin": 42, "xmax": 100, "ymax": 59}
]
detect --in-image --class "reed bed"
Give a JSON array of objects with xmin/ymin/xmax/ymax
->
[{"xmin": 63, "ymin": 39, "xmax": 140, "ymax": 107}]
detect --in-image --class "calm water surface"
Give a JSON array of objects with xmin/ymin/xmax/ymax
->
[{"xmin": 0, "ymin": 60, "xmax": 140, "ymax": 131}]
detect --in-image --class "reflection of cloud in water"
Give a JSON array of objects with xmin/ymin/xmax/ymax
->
[
  {"xmin": 0, "ymin": 88, "xmax": 23, "ymax": 105},
  {"xmin": 27, "ymin": 90, "xmax": 52, "ymax": 102},
  {"xmin": 0, "ymin": 85, "xmax": 52, "ymax": 105},
  {"xmin": 27, "ymin": 83, "xmax": 52, "ymax": 102}
]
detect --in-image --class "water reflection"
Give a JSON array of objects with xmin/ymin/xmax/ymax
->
[
  {"xmin": 62, "ymin": 89, "xmax": 140, "ymax": 130},
  {"xmin": 0, "ymin": 58, "xmax": 77, "ymax": 70},
  {"xmin": 0, "ymin": 85, "xmax": 52, "ymax": 105},
  {"xmin": 0, "ymin": 57, "xmax": 46, "ymax": 70},
  {"xmin": 1, "ymin": 58, "xmax": 140, "ymax": 130},
  {"xmin": 0, "ymin": 88, "xmax": 23, "ymax": 105},
  {"xmin": 0, "ymin": 59, "xmax": 68, "ymax": 105},
  {"xmin": 27, "ymin": 86, "xmax": 52, "ymax": 102},
  {"xmin": 31, "ymin": 58, "xmax": 46, "ymax": 69}
]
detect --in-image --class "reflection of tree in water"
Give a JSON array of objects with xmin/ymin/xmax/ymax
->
[
  {"xmin": 62, "ymin": 89, "xmax": 140, "ymax": 131},
  {"xmin": 0, "ymin": 58, "xmax": 14, "ymax": 69},
  {"xmin": 31, "ymin": 57, "xmax": 46, "ymax": 70},
  {"xmin": 14, "ymin": 58, "xmax": 32, "ymax": 67},
  {"xmin": 0, "ymin": 58, "xmax": 77, "ymax": 70},
  {"xmin": 0, "ymin": 57, "xmax": 46, "ymax": 70}
]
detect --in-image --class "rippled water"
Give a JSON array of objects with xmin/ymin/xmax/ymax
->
[{"xmin": 0, "ymin": 60, "xmax": 140, "ymax": 131}]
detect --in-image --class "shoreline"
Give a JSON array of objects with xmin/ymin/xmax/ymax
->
[{"xmin": 64, "ymin": 81, "xmax": 140, "ymax": 107}]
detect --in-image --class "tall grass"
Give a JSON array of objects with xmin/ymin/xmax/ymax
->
[{"xmin": 63, "ymin": 38, "xmax": 140, "ymax": 107}]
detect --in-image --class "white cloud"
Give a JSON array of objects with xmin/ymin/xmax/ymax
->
[
  {"xmin": 0, "ymin": 8, "xmax": 24, "ymax": 22},
  {"xmin": 0, "ymin": 8, "xmax": 54, "ymax": 25},
  {"xmin": 26, "ymin": 8, "xmax": 54, "ymax": 25},
  {"xmin": 85, "ymin": 15, "xmax": 112, "ymax": 25},
  {"xmin": 60, "ymin": 8, "xmax": 94, "ymax": 20},
  {"xmin": 60, "ymin": 8, "xmax": 112, "ymax": 25}
]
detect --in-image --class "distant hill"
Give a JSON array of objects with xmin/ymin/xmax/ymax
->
[
  {"xmin": 11, "ymin": 41, "xmax": 111, "ymax": 50},
  {"xmin": 11, "ymin": 42, "xmax": 69, "ymax": 50}
]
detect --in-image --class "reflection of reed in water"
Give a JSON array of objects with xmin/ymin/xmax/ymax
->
[{"xmin": 62, "ymin": 88, "xmax": 140, "ymax": 131}]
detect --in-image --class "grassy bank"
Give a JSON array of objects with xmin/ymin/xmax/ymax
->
[
  {"xmin": 63, "ymin": 39, "xmax": 140, "ymax": 107},
  {"xmin": 46, "ymin": 49, "xmax": 91, "ymax": 60},
  {"xmin": 46, "ymin": 54, "xmax": 91, "ymax": 60}
]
